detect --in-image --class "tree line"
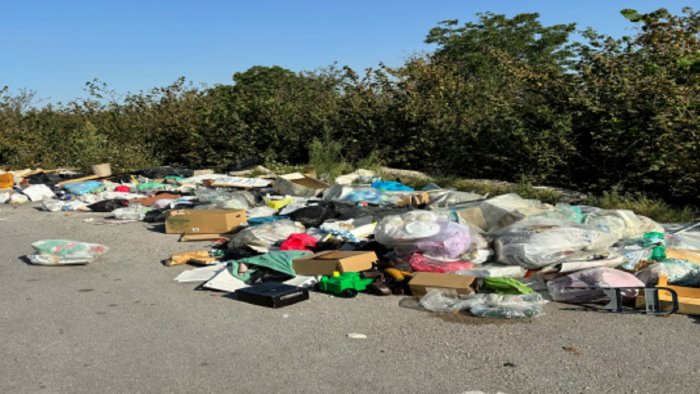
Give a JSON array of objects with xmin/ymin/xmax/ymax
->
[{"xmin": 1, "ymin": 8, "xmax": 698, "ymax": 204}]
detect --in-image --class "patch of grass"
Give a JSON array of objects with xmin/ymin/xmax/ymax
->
[
  {"xmin": 307, "ymin": 136, "xmax": 352, "ymax": 182},
  {"xmin": 355, "ymin": 150, "xmax": 384, "ymax": 173},
  {"xmin": 263, "ymin": 161, "xmax": 308, "ymax": 175},
  {"xmin": 585, "ymin": 191, "xmax": 698, "ymax": 223}
]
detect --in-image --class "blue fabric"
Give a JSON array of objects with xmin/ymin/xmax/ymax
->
[{"xmin": 371, "ymin": 180, "xmax": 414, "ymax": 192}]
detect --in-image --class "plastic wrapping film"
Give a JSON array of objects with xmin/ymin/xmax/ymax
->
[{"xmin": 493, "ymin": 217, "xmax": 619, "ymax": 269}]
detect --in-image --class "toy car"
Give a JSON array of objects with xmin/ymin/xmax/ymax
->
[{"xmin": 319, "ymin": 271, "xmax": 374, "ymax": 298}]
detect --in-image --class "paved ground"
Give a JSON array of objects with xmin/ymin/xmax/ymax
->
[{"xmin": 1, "ymin": 203, "xmax": 699, "ymax": 394}]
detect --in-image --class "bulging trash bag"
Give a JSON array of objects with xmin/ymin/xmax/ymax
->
[
  {"xmin": 546, "ymin": 267, "xmax": 644, "ymax": 303},
  {"xmin": 27, "ymin": 239, "xmax": 109, "ymax": 265},
  {"xmin": 480, "ymin": 193, "xmax": 552, "ymax": 232},
  {"xmin": 493, "ymin": 217, "xmax": 618, "ymax": 269},
  {"xmin": 375, "ymin": 210, "xmax": 471, "ymax": 258},
  {"xmin": 229, "ymin": 219, "xmax": 305, "ymax": 253},
  {"xmin": 111, "ymin": 205, "xmax": 152, "ymax": 221},
  {"xmin": 196, "ymin": 189, "xmax": 256, "ymax": 210},
  {"xmin": 323, "ymin": 185, "xmax": 401, "ymax": 206},
  {"xmin": 419, "ymin": 289, "xmax": 546, "ymax": 318},
  {"xmin": 583, "ymin": 208, "xmax": 663, "ymax": 239}
]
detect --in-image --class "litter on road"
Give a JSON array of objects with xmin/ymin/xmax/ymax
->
[{"xmin": 3, "ymin": 164, "xmax": 699, "ymax": 318}]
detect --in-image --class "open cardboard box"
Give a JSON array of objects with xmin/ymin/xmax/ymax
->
[
  {"xmin": 293, "ymin": 251, "xmax": 377, "ymax": 276},
  {"xmin": 408, "ymin": 272, "xmax": 476, "ymax": 297},
  {"xmin": 165, "ymin": 209, "xmax": 246, "ymax": 235},
  {"xmin": 273, "ymin": 172, "xmax": 329, "ymax": 197}
]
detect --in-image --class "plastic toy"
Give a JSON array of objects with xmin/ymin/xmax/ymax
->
[{"xmin": 319, "ymin": 271, "xmax": 375, "ymax": 297}]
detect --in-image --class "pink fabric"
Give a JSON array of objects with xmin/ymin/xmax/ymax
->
[
  {"xmin": 408, "ymin": 253, "xmax": 474, "ymax": 273},
  {"xmin": 280, "ymin": 233, "xmax": 318, "ymax": 252}
]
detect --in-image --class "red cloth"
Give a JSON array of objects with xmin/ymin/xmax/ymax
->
[
  {"xmin": 280, "ymin": 233, "xmax": 318, "ymax": 252},
  {"xmin": 114, "ymin": 185, "xmax": 131, "ymax": 193},
  {"xmin": 408, "ymin": 253, "xmax": 474, "ymax": 273}
]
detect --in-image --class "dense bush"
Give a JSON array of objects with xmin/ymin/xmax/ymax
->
[{"xmin": 1, "ymin": 8, "xmax": 698, "ymax": 204}]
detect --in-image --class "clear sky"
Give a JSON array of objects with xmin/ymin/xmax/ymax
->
[{"xmin": 0, "ymin": 0, "xmax": 693, "ymax": 103}]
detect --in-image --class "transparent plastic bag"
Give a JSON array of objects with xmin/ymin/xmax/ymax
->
[
  {"xmin": 196, "ymin": 189, "xmax": 256, "ymax": 209},
  {"xmin": 111, "ymin": 205, "xmax": 152, "ymax": 221},
  {"xmin": 375, "ymin": 211, "xmax": 471, "ymax": 258},
  {"xmin": 229, "ymin": 219, "xmax": 305, "ymax": 253},
  {"xmin": 493, "ymin": 217, "xmax": 618, "ymax": 269},
  {"xmin": 635, "ymin": 260, "xmax": 700, "ymax": 287},
  {"xmin": 27, "ymin": 239, "xmax": 109, "ymax": 265},
  {"xmin": 419, "ymin": 290, "xmax": 546, "ymax": 318},
  {"xmin": 407, "ymin": 253, "xmax": 474, "ymax": 273},
  {"xmin": 583, "ymin": 208, "xmax": 663, "ymax": 239}
]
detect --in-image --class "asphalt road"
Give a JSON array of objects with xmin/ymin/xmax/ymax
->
[{"xmin": 1, "ymin": 204, "xmax": 699, "ymax": 394}]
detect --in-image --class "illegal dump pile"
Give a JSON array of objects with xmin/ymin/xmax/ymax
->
[{"xmin": 3, "ymin": 165, "xmax": 700, "ymax": 317}]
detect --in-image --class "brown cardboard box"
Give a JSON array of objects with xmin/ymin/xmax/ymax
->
[
  {"xmin": 455, "ymin": 207, "xmax": 487, "ymax": 231},
  {"xmin": 165, "ymin": 209, "xmax": 246, "ymax": 234},
  {"xmin": 293, "ymin": 251, "xmax": 377, "ymax": 276},
  {"xmin": 273, "ymin": 173, "xmax": 329, "ymax": 197},
  {"xmin": 408, "ymin": 272, "xmax": 476, "ymax": 297}
]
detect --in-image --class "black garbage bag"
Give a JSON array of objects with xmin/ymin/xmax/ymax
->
[
  {"xmin": 288, "ymin": 203, "xmax": 337, "ymax": 227},
  {"xmin": 87, "ymin": 199, "xmax": 129, "ymax": 212},
  {"xmin": 137, "ymin": 166, "xmax": 193, "ymax": 179}
]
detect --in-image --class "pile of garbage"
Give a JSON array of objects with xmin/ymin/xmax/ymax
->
[{"xmin": 3, "ymin": 164, "xmax": 700, "ymax": 318}]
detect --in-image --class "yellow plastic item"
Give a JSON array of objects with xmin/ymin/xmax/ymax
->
[
  {"xmin": 265, "ymin": 197, "xmax": 294, "ymax": 210},
  {"xmin": 384, "ymin": 268, "xmax": 413, "ymax": 281},
  {"xmin": 332, "ymin": 271, "xmax": 341, "ymax": 278}
]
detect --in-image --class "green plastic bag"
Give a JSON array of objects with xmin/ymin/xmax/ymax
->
[{"xmin": 481, "ymin": 277, "xmax": 534, "ymax": 295}]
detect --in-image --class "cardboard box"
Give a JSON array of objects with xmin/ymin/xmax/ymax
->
[
  {"xmin": 236, "ymin": 282, "xmax": 309, "ymax": 308},
  {"xmin": 408, "ymin": 272, "xmax": 476, "ymax": 297},
  {"xmin": 293, "ymin": 251, "xmax": 377, "ymax": 276},
  {"xmin": 165, "ymin": 209, "xmax": 246, "ymax": 234},
  {"xmin": 273, "ymin": 173, "xmax": 329, "ymax": 197}
]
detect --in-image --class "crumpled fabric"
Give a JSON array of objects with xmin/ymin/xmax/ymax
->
[
  {"xmin": 226, "ymin": 250, "xmax": 310, "ymax": 283},
  {"xmin": 280, "ymin": 233, "xmax": 318, "ymax": 252}
]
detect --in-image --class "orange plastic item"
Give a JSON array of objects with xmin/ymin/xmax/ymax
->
[{"xmin": 0, "ymin": 173, "xmax": 13, "ymax": 189}]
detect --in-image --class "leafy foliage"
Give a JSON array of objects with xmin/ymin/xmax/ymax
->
[{"xmin": 0, "ymin": 8, "xmax": 698, "ymax": 206}]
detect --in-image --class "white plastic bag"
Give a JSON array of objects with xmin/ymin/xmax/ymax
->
[
  {"xmin": 22, "ymin": 184, "xmax": 55, "ymax": 202},
  {"xmin": 111, "ymin": 205, "xmax": 152, "ymax": 221},
  {"xmin": 493, "ymin": 217, "xmax": 618, "ymax": 269}
]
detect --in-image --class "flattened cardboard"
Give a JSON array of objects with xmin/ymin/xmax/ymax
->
[
  {"xmin": 409, "ymin": 272, "xmax": 476, "ymax": 297},
  {"xmin": 293, "ymin": 251, "xmax": 377, "ymax": 276},
  {"xmin": 165, "ymin": 209, "xmax": 246, "ymax": 234},
  {"xmin": 179, "ymin": 233, "xmax": 234, "ymax": 242}
]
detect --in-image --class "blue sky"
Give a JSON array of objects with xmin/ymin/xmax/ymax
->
[{"xmin": 0, "ymin": 0, "xmax": 692, "ymax": 103}]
